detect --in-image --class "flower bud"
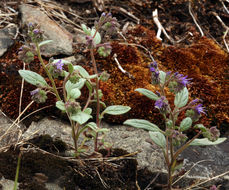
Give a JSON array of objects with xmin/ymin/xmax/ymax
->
[
  {"xmin": 97, "ymin": 44, "xmax": 112, "ymax": 57},
  {"xmin": 100, "ymin": 71, "xmax": 110, "ymax": 82},
  {"xmin": 167, "ymin": 72, "xmax": 191, "ymax": 94},
  {"xmin": 186, "ymin": 104, "xmax": 206, "ymax": 122},
  {"xmin": 149, "ymin": 61, "xmax": 160, "ymax": 85},
  {"xmin": 30, "ymin": 88, "xmax": 47, "ymax": 103},
  {"xmin": 203, "ymin": 126, "xmax": 220, "ymax": 142},
  {"xmin": 18, "ymin": 45, "xmax": 35, "ymax": 63},
  {"xmin": 155, "ymin": 96, "xmax": 169, "ymax": 114},
  {"xmin": 65, "ymin": 101, "xmax": 81, "ymax": 114},
  {"xmin": 49, "ymin": 59, "xmax": 65, "ymax": 78}
]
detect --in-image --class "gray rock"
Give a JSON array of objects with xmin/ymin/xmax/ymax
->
[
  {"xmin": 0, "ymin": 111, "xmax": 25, "ymax": 148},
  {"xmin": 19, "ymin": 4, "xmax": 73, "ymax": 57},
  {"xmin": 0, "ymin": 26, "xmax": 17, "ymax": 57},
  {"xmin": 21, "ymin": 117, "xmax": 229, "ymax": 188}
]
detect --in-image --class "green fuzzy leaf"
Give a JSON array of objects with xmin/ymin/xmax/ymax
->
[
  {"xmin": 124, "ymin": 119, "xmax": 160, "ymax": 132},
  {"xmin": 56, "ymin": 101, "xmax": 66, "ymax": 111},
  {"xmin": 174, "ymin": 87, "xmax": 189, "ymax": 108},
  {"xmin": 149, "ymin": 131, "xmax": 166, "ymax": 149},
  {"xmin": 102, "ymin": 105, "xmax": 131, "ymax": 115},
  {"xmin": 38, "ymin": 40, "xmax": 53, "ymax": 47},
  {"xmin": 81, "ymin": 24, "xmax": 91, "ymax": 35},
  {"xmin": 84, "ymin": 108, "xmax": 92, "ymax": 115},
  {"xmin": 91, "ymin": 28, "xmax": 101, "ymax": 45},
  {"xmin": 71, "ymin": 111, "xmax": 92, "ymax": 125},
  {"xmin": 65, "ymin": 79, "xmax": 86, "ymax": 95},
  {"xmin": 73, "ymin": 65, "xmax": 90, "ymax": 78},
  {"xmin": 96, "ymin": 128, "xmax": 110, "ymax": 133},
  {"xmin": 190, "ymin": 138, "xmax": 227, "ymax": 146},
  {"xmin": 180, "ymin": 117, "xmax": 192, "ymax": 131},
  {"xmin": 135, "ymin": 88, "xmax": 160, "ymax": 101},
  {"xmin": 18, "ymin": 70, "xmax": 48, "ymax": 87},
  {"xmin": 85, "ymin": 122, "xmax": 97, "ymax": 131},
  {"xmin": 159, "ymin": 71, "xmax": 166, "ymax": 85},
  {"xmin": 69, "ymin": 88, "xmax": 81, "ymax": 99},
  {"xmin": 68, "ymin": 63, "xmax": 74, "ymax": 74},
  {"xmin": 194, "ymin": 124, "xmax": 207, "ymax": 132}
]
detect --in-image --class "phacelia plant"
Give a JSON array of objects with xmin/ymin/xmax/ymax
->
[
  {"xmin": 18, "ymin": 14, "xmax": 130, "ymax": 157},
  {"xmin": 124, "ymin": 61, "xmax": 226, "ymax": 189}
]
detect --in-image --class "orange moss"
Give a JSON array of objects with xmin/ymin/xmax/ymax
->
[
  {"xmin": 160, "ymin": 37, "xmax": 229, "ymax": 126},
  {"xmin": 0, "ymin": 43, "xmax": 59, "ymax": 120},
  {"xmin": 0, "ymin": 26, "xmax": 228, "ymax": 131}
]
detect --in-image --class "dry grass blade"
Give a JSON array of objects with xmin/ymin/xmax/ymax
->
[
  {"xmin": 172, "ymin": 159, "xmax": 213, "ymax": 186},
  {"xmin": 0, "ymin": 101, "xmax": 34, "ymax": 143}
]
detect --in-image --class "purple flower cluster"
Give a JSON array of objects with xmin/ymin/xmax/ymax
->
[
  {"xmin": 98, "ymin": 12, "xmax": 120, "ymax": 36},
  {"xmin": 186, "ymin": 99, "xmax": 206, "ymax": 122},
  {"xmin": 167, "ymin": 72, "xmax": 191, "ymax": 93},
  {"xmin": 54, "ymin": 59, "xmax": 64, "ymax": 72},
  {"xmin": 203, "ymin": 126, "xmax": 220, "ymax": 142},
  {"xmin": 155, "ymin": 96, "xmax": 169, "ymax": 114},
  {"xmin": 30, "ymin": 88, "xmax": 47, "ymax": 103},
  {"xmin": 149, "ymin": 61, "xmax": 160, "ymax": 85}
]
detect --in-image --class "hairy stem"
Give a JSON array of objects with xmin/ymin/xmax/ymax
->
[
  {"xmin": 35, "ymin": 43, "xmax": 61, "ymax": 101},
  {"xmin": 90, "ymin": 48, "xmax": 100, "ymax": 152}
]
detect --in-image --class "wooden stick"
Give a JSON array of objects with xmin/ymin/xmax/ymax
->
[{"xmin": 188, "ymin": 1, "xmax": 204, "ymax": 37}]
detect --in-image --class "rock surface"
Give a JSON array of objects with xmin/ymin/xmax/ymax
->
[
  {"xmin": 19, "ymin": 4, "xmax": 73, "ymax": 57},
  {"xmin": 0, "ymin": 26, "xmax": 17, "ymax": 56},
  {"xmin": 0, "ymin": 111, "xmax": 25, "ymax": 149},
  {"xmin": 22, "ymin": 117, "xmax": 229, "ymax": 187}
]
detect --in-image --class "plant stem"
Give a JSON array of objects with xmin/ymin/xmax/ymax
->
[
  {"xmin": 14, "ymin": 152, "xmax": 22, "ymax": 190},
  {"xmin": 90, "ymin": 48, "xmax": 100, "ymax": 152},
  {"xmin": 173, "ymin": 132, "xmax": 201, "ymax": 161},
  {"xmin": 35, "ymin": 43, "xmax": 61, "ymax": 101}
]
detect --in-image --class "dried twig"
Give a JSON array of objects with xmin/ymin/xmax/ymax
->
[
  {"xmin": 185, "ymin": 170, "xmax": 229, "ymax": 190},
  {"xmin": 144, "ymin": 173, "xmax": 160, "ymax": 190},
  {"xmin": 111, "ymin": 6, "xmax": 140, "ymax": 24},
  {"xmin": 0, "ymin": 101, "xmax": 34, "ymax": 142},
  {"xmin": 95, "ymin": 169, "xmax": 110, "ymax": 189},
  {"xmin": 113, "ymin": 53, "xmax": 135, "ymax": 79},
  {"xmin": 211, "ymin": 11, "xmax": 229, "ymax": 52},
  {"xmin": 18, "ymin": 62, "xmax": 25, "ymax": 122},
  {"xmin": 173, "ymin": 159, "xmax": 213, "ymax": 186},
  {"xmin": 188, "ymin": 1, "xmax": 204, "ymax": 37},
  {"xmin": 152, "ymin": 9, "xmax": 175, "ymax": 44},
  {"xmin": 219, "ymin": 0, "xmax": 229, "ymax": 14}
]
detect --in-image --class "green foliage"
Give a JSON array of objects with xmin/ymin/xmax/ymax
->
[
  {"xmin": 135, "ymin": 88, "xmax": 160, "ymax": 101},
  {"xmin": 174, "ymin": 87, "xmax": 189, "ymax": 108},
  {"xmin": 18, "ymin": 70, "xmax": 49, "ymax": 87},
  {"xmin": 124, "ymin": 119, "xmax": 160, "ymax": 132},
  {"xmin": 149, "ymin": 131, "xmax": 166, "ymax": 149},
  {"xmin": 19, "ymin": 14, "xmax": 129, "ymax": 157}
]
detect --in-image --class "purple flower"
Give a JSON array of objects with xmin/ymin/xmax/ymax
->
[
  {"xmin": 188, "ymin": 98, "xmax": 202, "ymax": 106},
  {"xmin": 30, "ymin": 88, "xmax": 47, "ymax": 103},
  {"xmin": 155, "ymin": 96, "xmax": 169, "ymax": 114},
  {"xmin": 55, "ymin": 60, "xmax": 64, "ymax": 71},
  {"xmin": 28, "ymin": 23, "xmax": 33, "ymax": 28},
  {"xmin": 101, "ymin": 12, "xmax": 106, "ymax": 17},
  {"xmin": 194, "ymin": 104, "xmax": 206, "ymax": 115},
  {"xmin": 149, "ymin": 61, "xmax": 160, "ymax": 85},
  {"xmin": 33, "ymin": 29, "xmax": 40, "ymax": 34},
  {"xmin": 30, "ymin": 88, "xmax": 39, "ymax": 96},
  {"xmin": 149, "ymin": 61, "xmax": 158, "ymax": 70},
  {"xmin": 168, "ymin": 72, "xmax": 191, "ymax": 94},
  {"xmin": 186, "ymin": 103, "xmax": 206, "ymax": 122},
  {"xmin": 210, "ymin": 185, "xmax": 218, "ymax": 190}
]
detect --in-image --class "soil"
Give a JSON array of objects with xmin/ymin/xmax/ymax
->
[{"xmin": 0, "ymin": 0, "xmax": 228, "ymax": 189}]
